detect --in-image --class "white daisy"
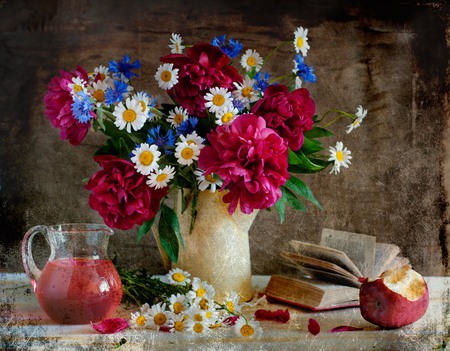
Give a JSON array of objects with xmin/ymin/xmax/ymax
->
[
  {"xmin": 186, "ymin": 277, "xmax": 215, "ymax": 302},
  {"xmin": 194, "ymin": 169, "xmax": 222, "ymax": 193},
  {"xmin": 167, "ymin": 313, "xmax": 188, "ymax": 333},
  {"xmin": 224, "ymin": 292, "xmax": 243, "ymax": 314},
  {"xmin": 346, "ymin": 105, "xmax": 368, "ymax": 134},
  {"xmin": 185, "ymin": 319, "xmax": 210, "ymax": 336},
  {"xmin": 167, "ymin": 106, "xmax": 189, "ymax": 127},
  {"xmin": 233, "ymin": 76, "xmax": 259, "ymax": 105},
  {"xmin": 113, "ymin": 97, "xmax": 147, "ymax": 133},
  {"xmin": 146, "ymin": 165, "xmax": 175, "ymax": 189},
  {"xmin": 175, "ymin": 141, "xmax": 200, "ymax": 166},
  {"xmin": 166, "ymin": 268, "xmax": 192, "ymax": 286},
  {"xmin": 90, "ymin": 65, "xmax": 111, "ymax": 82},
  {"xmin": 169, "ymin": 33, "xmax": 185, "ymax": 54},
  {"xmin": 328, "ymin": 141, "xmax": 352, "ymax": 174},
  {"xmin": 130, "ymin": 310, "xmax": 151, "ymax": 329},
  {"xmin": 155, "ymin": 63, "xmax": 179, "ymax": 90},
  {"xmin": 130, "ymin": 143, "xmax": 161, "ymax": 175},
  {"xmin": 168, "ymin": 293, "xmax": 189, "ymax": 315},
  {"xmin": 295, "ymin": 76, "xmax": 303, "ymax": 89},
  {"xmin": 132, "ymin": 91, "xmax": 151, "ymax": 116},
  {"xmin": 293, "ymin": 26, "xmax": 310, "ymax": 57},
  {"xmin": 90, "ymin": 80, "xmax": 109, "ymax": 106},
  {"xmin": 233, "ymin": 317, "xmax": 262, "ymax": 338},
  {"xmin": 215, "ymin": 107, "xmax": 240, "ymax": 126},
  {"xmin": 68, "ymin": 76, "xmax": 88, "ymax": 96},
  {"xmin": 146, "ymin": 302, "xmax": 171, "ymax": 331},
  {"xmin": 240, "ymin": 49, "xmax": 263, "ymax": 72},
  {"xmin": 179, "ymin": 131, "xmax": 205, "ymax": 150},
  {"xmin": 204, "ymin": 87, "xmax": 233, "ymax": 114},
  {"xmin": 187, "ymin": 306, "xmax": 218, "ymax": 328}
]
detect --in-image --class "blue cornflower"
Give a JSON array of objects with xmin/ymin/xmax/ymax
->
[
  {"xmin": 211, "ymin": 34, "xmax": 243, "ymax": 59},
  {"xmin": 147, "ymin": 125, "xmax": 176, "ymax": 154},
  {"xmin": 232, "ymin": 98, "xmax": 246, "ymax": 113},
  {"xmin": 176, "ymin": 117, "xmax": 199, "ymax": 136},
  {"xmin": 254, "ymin": 72, "xmax": 271, "ymax": 93},
  {"xmin": 294, "ymin": 54, "xmax": 317, "ymax": 83},
  {"xmin": 104, "ymin": 80, "xmax": 129, "ymax": 104},
  {"xmin": 71, "ymin": 91, "xmax": 94, "ymax": 123},
  {"xmin": 109, "ymin": 55, "xmax": 141, "ymax": 80}
]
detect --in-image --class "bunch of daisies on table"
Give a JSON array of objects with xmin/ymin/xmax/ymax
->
[{"xmin": 43, "ymin": 27, "xmax": 367, "ymax": 263}]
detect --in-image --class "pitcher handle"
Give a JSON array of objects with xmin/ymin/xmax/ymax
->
[{"xmin": 21, "ymin": 225, "xmax": 48, "ymax": 292}]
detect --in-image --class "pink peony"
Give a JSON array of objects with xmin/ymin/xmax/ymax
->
[
  {"xmin": 84, "ymin": 155, "xmax": 167, "ymax": 230},
  {"xmin": 251, "ymin": 84, "xmax": 315, "ymax": 151},
  {"xmin": 43, "ymin": 65, "xmax": 91, "ymax": 145},
  {"xmin": 160, "ymin": 43, "xmax": 242, "ymax": 117},
  {"xmin": 198, "ymin": 114, "xmax": 289, "ymax": 214}
]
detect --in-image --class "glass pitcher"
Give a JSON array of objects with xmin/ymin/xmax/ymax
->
[{"xmin": 21, "ymin": 223, "xmax": 123, "ymax": 325}]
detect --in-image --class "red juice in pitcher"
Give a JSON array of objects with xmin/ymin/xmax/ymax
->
[{"xmin": 35, "ymin": 258, "xmax": 123, "ymax": 324}]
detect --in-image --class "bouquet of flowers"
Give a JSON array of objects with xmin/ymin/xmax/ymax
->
[{"xmin": 43, "ymin": 27, "xmax": 367, "ymax": 262}]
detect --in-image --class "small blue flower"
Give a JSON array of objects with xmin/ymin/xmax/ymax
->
[
  {"xmin": 294, "ymin": 54, "xmax": 317, "ymax": 83},
  {"xmin": 147, "ymin": 125, "xmax": 176, "ymax": 154},
  {"xmin": 104, "ymin": 80, "xmax": 129, "ymax": 104},
  {"xmin": 254, "ymin": 72, "xmax": 271, "ymax": 93},
  {"xmin": 109, "ymin": 55, "xmax": 141, "ymax": 80},
  {"xmin": 232, "ymin": 98, "xmax": 246, "ymax": 113},
  {"xmin": 71, "ymin": 91, "xmax": 94, "ymax": 123},
  {"xmin": 211, "ymin": 35, "xmax": 243, "ymax": 59},
  {"xmin": 176, "ymin": 117, "xmax": 198, "ymax": 136}
]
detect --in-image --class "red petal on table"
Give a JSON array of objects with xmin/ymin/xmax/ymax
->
[
  {"xmin": 90, "ymin": 318, "xmax": 130, "ymax": 334},
  {"xmin": 223, "ymin": 316, "xmax": 240, "ymax": 325},
  {"xmin": 329, "ymin": 325, "xmax": 364, "ymax": 333},
  {"xmin": 159, "ymin": 325, "xmax": 171, "ymax": 333},
  {"xmin": 308, "ymin": 318, "xmax": 321, "ymax": 335},
  {"xmin": 254, "ymin": 309, "xmax": 290, "ymax": 323}
]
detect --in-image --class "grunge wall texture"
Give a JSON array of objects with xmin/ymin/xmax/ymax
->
[{"xmin": 0, "ymin": 0, "xmax": 448, "ymax": 276}]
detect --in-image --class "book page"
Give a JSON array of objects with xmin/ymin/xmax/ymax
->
[
  {"xmin": 288, "ymin": 240, "xmax": 363, "ymax": 277},
  {"xmin": 320, "ymin": 228, "xmax": 376, "ymax": 278},
  {"xmin": 373, "ymin": 242, "xmax": 401, "ymax": 277}
]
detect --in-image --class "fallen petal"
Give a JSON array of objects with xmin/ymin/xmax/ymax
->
[
  {"xmin": 223, "ymin": 316, "xmax": 240, "ymax": 325},
  {"xmin": 254, "ymin": 309, "xmax": 290, "ymax": 323},
  {"xmin": 91, "ymin": 318, "xmax": 130, "ymax": 334},
  {"xmin": 308, "ymin": 318, "xmax": 320, "ymax": 335},
  {"xmin": 329, "ymin": 325, "xmax": 364, "ymax": 333}
]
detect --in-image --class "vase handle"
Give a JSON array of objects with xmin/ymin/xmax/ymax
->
[{"xmin": 21, "ymin": 225, "xmax": 47, "ymax": 292}]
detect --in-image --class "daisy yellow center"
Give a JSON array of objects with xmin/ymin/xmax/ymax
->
[
  {"xmin": 296, "ymin": 37, "xmax": 304, "ymax": 49},
  {"xmin": 246, "ymin": 56, "xmax": 256, "ymax": 67},
  {"xmin": 196, "ymin": 288, "xmax": 206, "ymax": 297},
  {"xmin": 140, "ymin": 101, "xmax": 147, "ymax": 112},
  {"xmin": 175, "ymin": 43, "xmax": 180, "ymax": 53},
  {"xmin": 205, "ymin": 311, "xmax": 213, "ymax": 319},
  {"xmin": 173, "ymin": 302, "xmax": 183, "ymax": 314},
  {"xmin": 174, "ymin": 114, "xmax": 184, "ymax": 124},
  {"xmin": 336, "ymin": 151, "xmax": 344, "ymax": 162},
  {"xmin": 99, "ymin": 73, "xmax": 106, "ymax": 81},
  {"xmin": 199, "ymin": 298, "xmax": 208, "ymax": 310},
  {"xmin": 194, "ymin": 313, "xmax": 203, "ymax": 322},
  {"xmin": 172, "ymin": 272, "xmax": 185, "ymax": 282},
  {"xmin": 139, "ymin": 151, "xmax": 154, "ymax": 166},
  {"xmin": 226, "ymin": 301, "xmax": 235, "ymax": 312},
  {"xmin": 154, "ymin": 312, "xmax": 167, "ymax": 326},
  {"xmin": 181, "ymin": 147, "xmax": 194, "ymax": 160},
  {"xmin": 241, "ymin": 324, "xmax": 255, "ymax": 337},
  {"xmin": 242, "ymin": 87, "xmax": 253, "ymax": 98},
  {"xmin": 205, "ymin": 174, "xmax": 216, "ymax": 183},
  {"xmin": 136, "ymin": 315, "xmax": 146, "ymax": 327},
  {"xmin": 193, "ymin": 323, "xmax": 204, "ymax": 334},
  {"xmin": 93, "ymin": 89, "xmax": 105, "ymax": 102},
  {"xmin": 212, "ymin": 94, "xmax": 225, "ymax": 106},
  {"xmin": 187, "ymin": 140, "xmax": 196, "ymax": 145},
  {"xmin": 174, "ymin": 321, "xmax": 184, "ymax": 331},
  {"xmin": 73, "ymin": 84, "xmax": 82, "ymax": 93},
  {"xmin": 156, "ymin": 173, "xmax": 168, "ymax": 182},
  {"xmin": 161, "ymin": 70, "xmax": 172, "ymax": 82},
  {"xmin": 353, "ymin": 119, "xmax": 360, "ymax": 126},
  {"xmin": 221, "ymin": 112, "xmax": 234, "ymax": 123},
  {"xmin": 123, "ymin": 109, "xmax": 137, "ymax": 122}
]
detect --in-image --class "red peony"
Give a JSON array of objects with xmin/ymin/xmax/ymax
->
[
  {"xmin": 84, "ymin": 155, "xmax": 168, "ymax": 230},
  {"xmin": 43, "ymin": 65, "xmax": 91, "ymax": 146},
  {"xmin": 251, "ymin": 84, "xmax": 315, "ymax": 151},
  {"xmin": 160, "ymin": 43, "xmax": 242, "ymax": 117},
  {"xmin": 198, "ymin": 114, "xmax": 289, "ymax": 214}
]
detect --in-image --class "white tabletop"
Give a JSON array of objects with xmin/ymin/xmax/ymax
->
[{"xmin": 1, "ymin": 273, "xmax": 449, "ymax": 350}]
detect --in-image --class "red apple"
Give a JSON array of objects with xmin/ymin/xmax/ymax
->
[{"xmin": 359, "ymin": 265, "xmax": 429, "ymax": 329}]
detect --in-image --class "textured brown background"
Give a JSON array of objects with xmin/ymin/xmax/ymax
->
[{"xmin": 0, "ymin": 0, "xmax": 448, "ymax": 277}]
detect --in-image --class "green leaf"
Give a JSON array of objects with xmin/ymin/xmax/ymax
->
[
  {"xmin": 288, "ymin": 149, "xmax": 302, "ymax": 165},
  {"xmin": 301, "ymin": 137, "xmax": 324, "ymax": 156},
  {"xmin": 288, "ymin": 149, "xmax": 327, "ymax": 173},
  {"xmin": 117, "ymin": 137, "xmax": 131, "ymax": 159},
  {"xmin": 274, "ymin": 198, "xmax": 285, "ymax": 224},
  {"xmin": 285, "ymin": 176, "xmax": 322, "ymax": 209},
  {"xmin": 190, "ymin": 191, "xmax": 199, "ymax": 234},
  {"xmin": 158, "ymin": 208, "xmax": 180, "ymax": 263},
  {"xmin": 304, "ymin": 127, "xmax": 334, "ymax": 139},
  {"xmin": 281, "ymin": 187, "xmax": 307, "ymax": 211},
  {"xmin": 137, "ymin": 217, "xmax": 156, "ymax": 243}
]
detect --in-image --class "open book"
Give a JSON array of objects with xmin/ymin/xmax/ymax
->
[{"xmin": 265, "ymin": 228, "xmax": 409, "ymax": 310}]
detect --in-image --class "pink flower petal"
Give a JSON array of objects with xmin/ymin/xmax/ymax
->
[
  {"xmin": 329, "ymin": 325, "xmax": 364, "ymax": 333},
  {"xmin": 308, "ymin": 318, "xmax": 321, "ymax": 335},
  {"xmin": 222, "ymin": 316, "xmax": 240, "ymax": 325},
  {"xmin": 91, "ymin": 318, "xmax": 130, "ymax": 334},
  {"xmin": 254, "ymin": 309, "xmax": 290, "ymax": 323}
]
